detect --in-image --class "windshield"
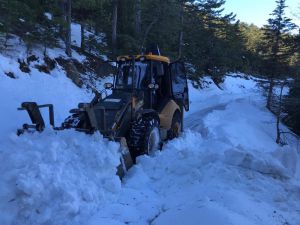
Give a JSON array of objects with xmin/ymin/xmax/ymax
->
[{"xmin": 115, "ymin": 62, "xmax": 149, "ymax": 89}]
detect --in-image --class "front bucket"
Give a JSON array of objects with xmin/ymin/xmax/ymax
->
[{"xmin": 117, "ymin": 137, "xmax": 134, "ymax": 178}]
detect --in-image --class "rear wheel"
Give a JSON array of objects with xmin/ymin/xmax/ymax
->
[
  {"xmin": 167, "ymin": 111, "xmax": 182, "ymax": 140},
  {"xmin": 129, "ymin": 116, "xmax": 161, "ymax": 159}
]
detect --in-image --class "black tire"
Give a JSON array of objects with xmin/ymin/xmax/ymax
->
[
  {"xmin": 167, "ymin": 111, "xmax": 182, "ymax": 140},
  {"xmin": 128, "ymin": 116, "xmax": 161, "ymax": 159},
  {"xmin": 62, "ymin": 114, "xmax": 81, "ymax": 128},
  {"xmin": 62, "ymin": 113, "xmax": 92, "ymax": 131}
]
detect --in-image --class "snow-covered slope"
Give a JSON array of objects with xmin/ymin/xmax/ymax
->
[
  {"xmin": 0, "ymin": 52, "xmax": 89, "ymax": 140},
  {"xmin": 0, "ymin": 52, "xmax": 299, "ymax": 225}
]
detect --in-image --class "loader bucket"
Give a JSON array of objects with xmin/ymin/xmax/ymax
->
[{"xmin": 116, "ymin": 137, "xmax": 134, "ymax": 178}]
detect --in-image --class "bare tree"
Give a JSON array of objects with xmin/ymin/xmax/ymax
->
[
  {"xmin": 65, "ymin": 0, "xmax": 72, "ymax": 57},
  {"xmin": 81, "ymin": 23, "xmax": 85, "ymax": 51},
  {"xmin": 112, "ymin": 0, "xmax": 118, "ymax": 56},
  {"xmin": 275, "ymin": 81, "xmax": 287, "ymax": 144},
  {"xmin": 139, "ymin": 17, "xmax": 159, "ymax": 53},
  {"xmin": 134, "ymin": 0, "xmax": 142, "ymax": 38},
  {"xmin": 267, "ymin": 77, "xmax": 275, "ymax": 110},
  {"xmin": 178, "ymin": 1, "xmax": 184, "ymax": 59}
]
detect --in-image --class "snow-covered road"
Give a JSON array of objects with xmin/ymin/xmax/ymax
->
[
  {"xmin": 87, "ymin": 76, "xmax": 300, "ymax": 225},
  {"xmin": 185, "ymin": 102, "xmax": 227, "ymax": 137},
  {"xmin": 0, "ymin": 51, "xmax": 299, "ymax": 225}
]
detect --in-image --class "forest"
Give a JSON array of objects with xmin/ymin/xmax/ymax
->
[{"xmin": 0, "ymin": 0, "xmax": 299, "ymax": 135}]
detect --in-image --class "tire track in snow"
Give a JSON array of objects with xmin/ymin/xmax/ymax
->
[{"xmin": 184, "ymin": 103, "xmax": 227, "ymax": 138}]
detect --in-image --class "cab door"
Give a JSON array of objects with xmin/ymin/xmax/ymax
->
[{"xmin": 170, "ymin": 61, "xmax": 189, "ymax": 111}]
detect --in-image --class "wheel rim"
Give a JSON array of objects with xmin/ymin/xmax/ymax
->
[{"xmin": 147, "ymin": 127, "xmax": 160, "ymax": 155}]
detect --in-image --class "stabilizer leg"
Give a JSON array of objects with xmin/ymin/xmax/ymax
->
[{"xmin": 17, "ymin": 102, "xmax": 55, "ymax": 135}]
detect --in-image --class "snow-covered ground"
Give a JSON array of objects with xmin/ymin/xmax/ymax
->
[
  {"xmin": 88, "ymin": 76, "xmax": 300, "ymax": 225},
  {"xmin": 0, "ymin": 50, "xmax": 300, "ymax": 225},
  {"xmin": 0, "ymin": 51, "xmax": 119, "ymax": 225}
]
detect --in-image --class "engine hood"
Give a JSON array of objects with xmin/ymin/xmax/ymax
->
[
  {"xmin": 94, "ymin": 91, "xmax": 132, "ymax": 135},
  {"xmin": 98, "ymin": 91, "xmax": 131, "ymax": 109}
]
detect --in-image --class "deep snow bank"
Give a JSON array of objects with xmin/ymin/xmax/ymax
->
[
  {"xmin": 0, "ymin": 51, "xmax": 121, "ymax": 225},
  {"xmin": 89, "ymin": 130, "xmax": 300, "ymax": 225},
  {"xmin": 0, "ymin": 130, "xmax": 120, "ymax": 225},
  {"xmin": 88, "ymin": 74, "xmax": 300, "ymax": 225}
]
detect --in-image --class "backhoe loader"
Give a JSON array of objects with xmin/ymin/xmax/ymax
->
[{"xmin": 17, "ymin": 52, "xmax": 189, "ymax": 177}]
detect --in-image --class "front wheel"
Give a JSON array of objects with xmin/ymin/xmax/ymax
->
[
  {"xmin": 129, "ymin": 116, "xmax": 161, "ymax": 159},
  {"xmin": 145, "ymin": 123, "xmax": 161, "ymax": 155}
]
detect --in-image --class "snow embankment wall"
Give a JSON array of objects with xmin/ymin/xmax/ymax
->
[{"xmin": 0, "ymin": 53, "xmax": 121, "ymax": 225}]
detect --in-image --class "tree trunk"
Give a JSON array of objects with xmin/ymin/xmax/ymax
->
[
  {"xmin": 112, "ymin": 0, "xmax": 118, "ymax": 56},
  {"xmin": 276, "ymin": 82, "xmax": 285, "ymax": 144},
  {"xmin": 140, "ymin": 17, "xmax": 159, "ymax": 53},
  {"xmin": 65, "ymin": 0, "xmax": 72, "ymax": 57},
  {"xmin": 58, "ymin": 0, "xmax": 65, "ymax": 40},
  {"xmin": 4, "ymin": 32, "xmax": 9, "ymax": 49},
  {"xmin": 134, "ymin": 0, "xmax": 141, "ymax": 38},
  {"xmin": 267, "ymin": 32, "xmax": 280, "ymax": 110},
  {"xmin": 266, "ymin": 77, "xmax": 274, "ymax": 110},
  {"xmin": 81, "ymin": 23, "xmax": 85, "ymax": 51},
  {"xmin": 178, "ymin": 1, "xmax": 184, "ymax": 59}
]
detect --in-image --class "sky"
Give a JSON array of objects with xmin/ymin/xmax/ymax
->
[{"xmin": 223, "ymin": 0, "xmax": 300, "ymax": 27}]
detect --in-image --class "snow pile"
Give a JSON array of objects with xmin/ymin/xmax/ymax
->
[
  {"xmin": 89, "ymin": 130, "xmax": 300, "ymax": 225},
  {"xmin": 0, "ymin": 51, "xmax": 122, "ymax": 225},
  {"xmin": 88, "ymin": 74, "xmax": 300, "ymax": 225},
  {"xmin": 0, "ymin": 131, "xmax": 120, "ymax": 225}
]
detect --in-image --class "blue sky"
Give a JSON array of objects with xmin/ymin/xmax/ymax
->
[{"xmin": 223, "ymin": 0, "xmax": 300, "ymax": 27}]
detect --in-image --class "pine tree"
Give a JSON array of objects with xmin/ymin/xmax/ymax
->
[
  {"xmin": 183, "ymin": 0, "xmax": 243, "ymax": 81},
  {"xmin": 262, "ymin": 0, "xmax": 297, "ymax": 109},
  {"xmin": 0, "ymin": 0, "xmax": 18, "ymax": 50}
]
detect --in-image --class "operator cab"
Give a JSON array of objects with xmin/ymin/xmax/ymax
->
[
  {"xmin": 111, "ymin": 54, "xmax": 189, "ymax": 111},
  {"xmin": 112, "ymin": 55, "xmax": 177, "ymax": 110},
  {"xmin": 115, "ymin": 61, "xmax": 149, "ymax": 90}
]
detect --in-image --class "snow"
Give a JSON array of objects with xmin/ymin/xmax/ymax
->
[
  {"xmin": 70, "ymin": 22, "xmax": 107, "ymax": 63},
  {"xmin": 0, "ymin": 51, "xmax": 122, "ymax": 225},
  {"xmin": 0, "ymin": 46, "xmax": 300, "ymax": 225},
  {"xmin": 88, "ymin": 74, "xmax": 300, "ymax": 225},
  {"xmin": 88, "ymin": 129, "xmax": 300, "ymax": 225},
  {"xmin": 71, "ymin": 23, "xmax": 81, "ymax": 47},
  {"xmin": 71, "ymin": 22, "xmax": 106, "ymax": 51},
  {"xmin": 0, "ymin": 131, "xmax": 120, "ymax": 225},
  {"xmin": 44, "ymin": 12, "xmax": 52, "ymax": 20},
  {"xmin": 0, "ymin": 53, "xmax": 91, "ymax": 141}
]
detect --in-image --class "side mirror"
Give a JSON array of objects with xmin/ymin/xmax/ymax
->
[
  {"xmin": 104, "ymin": 82, "xmax": 113, "ymax": 89},
  {"xmin": 148, "ymin": 83, "xmax": 159, "ymax": 90}
]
